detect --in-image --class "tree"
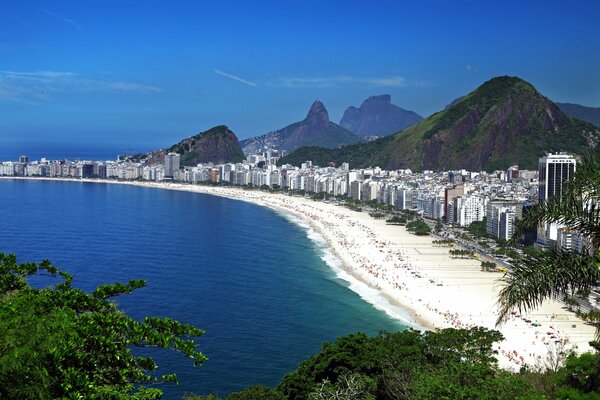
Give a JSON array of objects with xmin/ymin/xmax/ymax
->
[
  {"xmin": 0, "ymin": 253, "xmax": 206, "ymax": 399},
  {"xmin": 467, "ymin": 218, "xmax": 489, "ymax": 238},
  {"xmin": 184, "ymin": 385, "xmax": 286, "ymax": 400},
  {"xmin": 277, "ymin": 328, "xmax": 540, "ymax": 400},
  {"xmin": 554, "ymin": 352, "xmax": 600, "ymax": 398},
  {"xmin": 496, "ymin": 156, "xmax": 600, "ymax": 341},
  {"xmin": 309, "ymin": 373, "xmax": 376, "ymax": 400},
  {"xmin": 405, "ymin": 219, "xmax": 431, "ymax": 236},
  {"xmin": 481, "ymin": 261, "xmax": 497, "ymax": 272},
  {"xmin": 386, "ymin": 215, "xmax": 407, "ymax": 225},
  {"xmin": 226, "ymin": 385, "xmax": 287, "ymax": 400}
]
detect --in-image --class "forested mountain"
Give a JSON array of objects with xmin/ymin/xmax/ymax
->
[{"xmin": 280, "ymin": 76, "xmax": 599, "ymax": 171}]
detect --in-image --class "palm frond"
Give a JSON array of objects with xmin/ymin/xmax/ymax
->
[
  {"xmin": 496, "ymin": 249, "xmax": 600, "ymax": 326},
  {"xmin": 516, "ymin": 154, "xmax": 600, "ymax": 251}
]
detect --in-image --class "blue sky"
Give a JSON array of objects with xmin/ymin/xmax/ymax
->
[{"xmin": 1, "ymin": 0, "xmax": 599, "ymax": 152}]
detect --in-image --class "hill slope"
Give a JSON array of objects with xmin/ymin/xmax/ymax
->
[
  {"xmin": 280, "ymin": 76, "xmax": 599, "ymax": 171},
  {"xmin": 339, "ymin": 94, "xmax": 422, "ymax": 138},
  {"xmin": 167, "ymin": 125, "xmax": 245, "ymax": 166},
  {"xmin": 240, "ymin": 101, "xmax": 363, "ymax": 154},
  {"xmin": 557, "ymin": 103, "xmax": 600, "ymax": 127}
]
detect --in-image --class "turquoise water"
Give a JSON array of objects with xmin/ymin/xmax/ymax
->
[{"xmin": 0, "ymin": 179, "xmax": 405, "ymax": 398}]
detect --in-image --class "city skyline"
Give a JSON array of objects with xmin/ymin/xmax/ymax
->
[{"xmin": 1, "ymin": 0, "xmax": 599, "ymax": 150}]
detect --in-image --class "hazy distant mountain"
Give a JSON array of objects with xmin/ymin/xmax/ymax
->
[
  {"xmin": 339, "ymin": 95, "xmax": 422, "ymax": 138},
  {"xmin": 280, "ymin": 76, "xmax": 600, "ymax": 171},
  {"xmin": 557, "ymin": 103, "xmax": 600, "ymax": 127},
  {"xmin": 167, "ymin": 125, "xmax": 245, "ymax": 166},
  {"xmin": 240, "ymin": 101, "xmax": 363, "ymax": 154}
]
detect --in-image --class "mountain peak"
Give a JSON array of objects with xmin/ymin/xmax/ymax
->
[
  {"xmin": 362, "ymin": 94, "xmax": 391, "ymax": 106},
  {"xmin": 477, "ymin": 75, "xmax": 536, "ymax": 95},
  {"xmin": 196, "ymin": 125, "xmax": 232, "ymax": 137},
  {"xmin": 169, "ymin": 125, "xmax": 245, "ymax": 166},
  {"xmin": 240, "ymin": 100, "xmax": 362, "ymax": 154},
  {"xmin": 282, "ymin": 75, "xmax": 599, "ymax": 171},
  {"xmin": 339, "ymin": 95, "xmax": 422, "ymax": 138},
  {"xmin": 306, "ymin": 100, "xmax": 328, "ymax": 119}
]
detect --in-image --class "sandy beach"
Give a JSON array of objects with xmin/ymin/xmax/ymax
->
[{"xmin": 4, "ymin": 177, "xmax": 597, "ymax": 370}]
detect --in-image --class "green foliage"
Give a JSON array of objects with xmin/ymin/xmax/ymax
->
[
  {"xmin": 277, "ymin": 327, "xmax": 540, "ymax": 400},
  {"xmin": 280, "ymin": 76, "xmax": 599, "ymax": 172},
  {"xmin": 405, "ymin": 219, "xmax": 431, "ymax": 235},
  {"xmin": 278, "ymin": 133, "xmax": 395, "ymax": 169},
  {"xmin": 184, "ymin": 386, "xmax": 287, "ymax": 400},
  {"xmin": 226, "ymin": 385, "xmax": 287, "ymax": 400},
  {"xmin": 493, "ymin": 246, "xmax": 520, "ymax": 260},
  {"xmin": 557, "ymin": 103, "xmax": 600, "ymax": 127},
  {"xmin": 449, "ymin": 249, "xmax": 475, "ymax": 259},
  {"xmin": 497, "ymin": 156, "xmax": 600, "ymax": 343},
  {"xmin": 386, "ymin": 215, "xmax": 406, "ymax": 225},
  {"xmin": 402, "ymin": 365, "xmax": 544, "ymax": 400},
  {"xmin": 432, "ymin": 239, "xmax": 453, "ymax": 247},
  {"xmin": 168, "ymin": 125, "xmax": 245, "ymax": 166},
  {"xmin": 554, "ymin": 352, "xmax": 600, "ymax": 396},
  {"xmin": 426, "ymin": 76, "xmax": 535, "ymax": 138},
  {"xmin": 467, "ymin": 217, "xmax": 489, "ymax": 238},
  {"xmin": 184, "ymin": 385, "xmax": 286, "ymax": 400},
  {"xmin": 497, "ymin": 249, "xmax": 600, "ymax": 325},
  {"xmin": 308, "ymin": 373, "xmax": 376, "ymax": 400},
  {"xmin": 0, "ymin": 253, "xmax": 206, "ymax": 399},
  {"xmin": 369, "ymin": 212, "xmax": 386, "ymax": 219},
  {"xmin": 183, "ymin": 394, "xmax": 222, "ymax": 400},
  {"xmin": 481, "ymin": 261, "xmax": 497, "ymax": 272}
]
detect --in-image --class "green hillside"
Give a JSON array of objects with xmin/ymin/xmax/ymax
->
[{"xmin": 280, "ymin": 76, "xmax": 599, "ymax": 171}]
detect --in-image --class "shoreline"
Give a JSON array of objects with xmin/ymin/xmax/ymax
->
[{"xmin": 2, "ymin": 176, "xmax": 597, "ymax": 370}]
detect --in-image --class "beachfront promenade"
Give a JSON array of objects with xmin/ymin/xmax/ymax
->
[{"xmin": 3, "ymin": 176, "xmax": 596, "ymax": 369}]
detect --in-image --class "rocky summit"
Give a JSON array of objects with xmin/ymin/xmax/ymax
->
[
  {"xmin": 167, "ymin": 125, "xmax": 245, "ymax": 166},
  {"xmin": 339, "ymin": 94, "xmax": 422, "ymax": 138},
  {"xmin": 280, "ymin": 76, "xmax": 600, "ymax": 171},
  {"xmin": 240, "ymin": 101, "xmax": 363, "ymax": 154}
]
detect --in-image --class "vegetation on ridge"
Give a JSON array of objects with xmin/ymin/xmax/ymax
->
[
  {"xmin": 168, "ymin": 125, "xmax": 246, "ymax": 166},
  {"xmin": 280, "ymin": 76, "xmax": 600, "ymax": 171}
]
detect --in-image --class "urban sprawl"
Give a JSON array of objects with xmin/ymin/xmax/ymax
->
[{"xmin": 1, "ymin": 151, "xmax": 581, "ymax": 252}]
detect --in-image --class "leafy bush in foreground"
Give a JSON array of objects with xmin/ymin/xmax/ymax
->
[{"xmin": 0, "ymin": 253, "xmax": 206, "ymax": 399}]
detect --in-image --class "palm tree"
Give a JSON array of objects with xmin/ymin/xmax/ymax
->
[{"xmin": 496, "ymin": 155, "xmax": 600, "ymax": 340}]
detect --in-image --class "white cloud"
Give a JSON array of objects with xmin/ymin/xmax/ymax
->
[
  {"xmin": 466, "ymin": 64, "xmax": 479, "ymax": 73},
  {"xmin": 271, "ymin": 75, "xmax": 408, "ymax": 88},
  {"xmin": 213, "ymin": 69, "xmax": 257, "ymax": 87},
  {"xmin": 0, "ymin": 70, "xmax": 161, "ymax": 102},
  {"xmin": 41, "ymin": 8, "xmax": 82, "ymax": 31}
]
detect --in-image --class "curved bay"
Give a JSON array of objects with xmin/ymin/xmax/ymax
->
[{"xmin": 0, "ymin": 179, "xmax": 404, "ymax": 399}]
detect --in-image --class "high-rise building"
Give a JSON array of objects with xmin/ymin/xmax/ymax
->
[
  {"xmin": 19, "ymin": 155, "xmax": 28, "ymax": 163},
  {"xmin": 538, "ymin": 153, "xmax": 576, "ymax": 203},
  {"xmin": 453, "ymin": 195, "xmax": 486, "ymax": 227},
  {"xmin": 486, "ymin": 200, "xmax": 523, "ymax": 240},
  {"xmin": 164, "ymin": 152, "xmax": 180, "ymax": 179},
  {"xmin": 537, "ymin": 152, "xmax": 576, "ymax": 247},
  {"xmin": 444, "ymin": 184, "xmax": 464, "ymax": 222},
  {"xmin": 82, "ymin": 164, "xmax": 94, "ymax": 178},
  {"xmin": 506, "ymin": 165, "xmax": 519, "ymax": 183}
]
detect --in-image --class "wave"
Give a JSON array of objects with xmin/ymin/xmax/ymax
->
[{"xmin": 277, "ymin": 210, "xmax": 422, "ymax": 330}]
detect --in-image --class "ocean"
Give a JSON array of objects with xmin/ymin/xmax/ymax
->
[{"xmin": 0, "ymin": 179, "xmax": 405, "ymax": 398}]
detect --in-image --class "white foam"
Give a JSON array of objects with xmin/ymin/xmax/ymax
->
[
  {"xmin": 303, "ymin": 223, "xmax": 422, "ymax": 330},
  {"xmin": 245, "ymin": 204, "xmax": 421, "ymax": 329}
]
